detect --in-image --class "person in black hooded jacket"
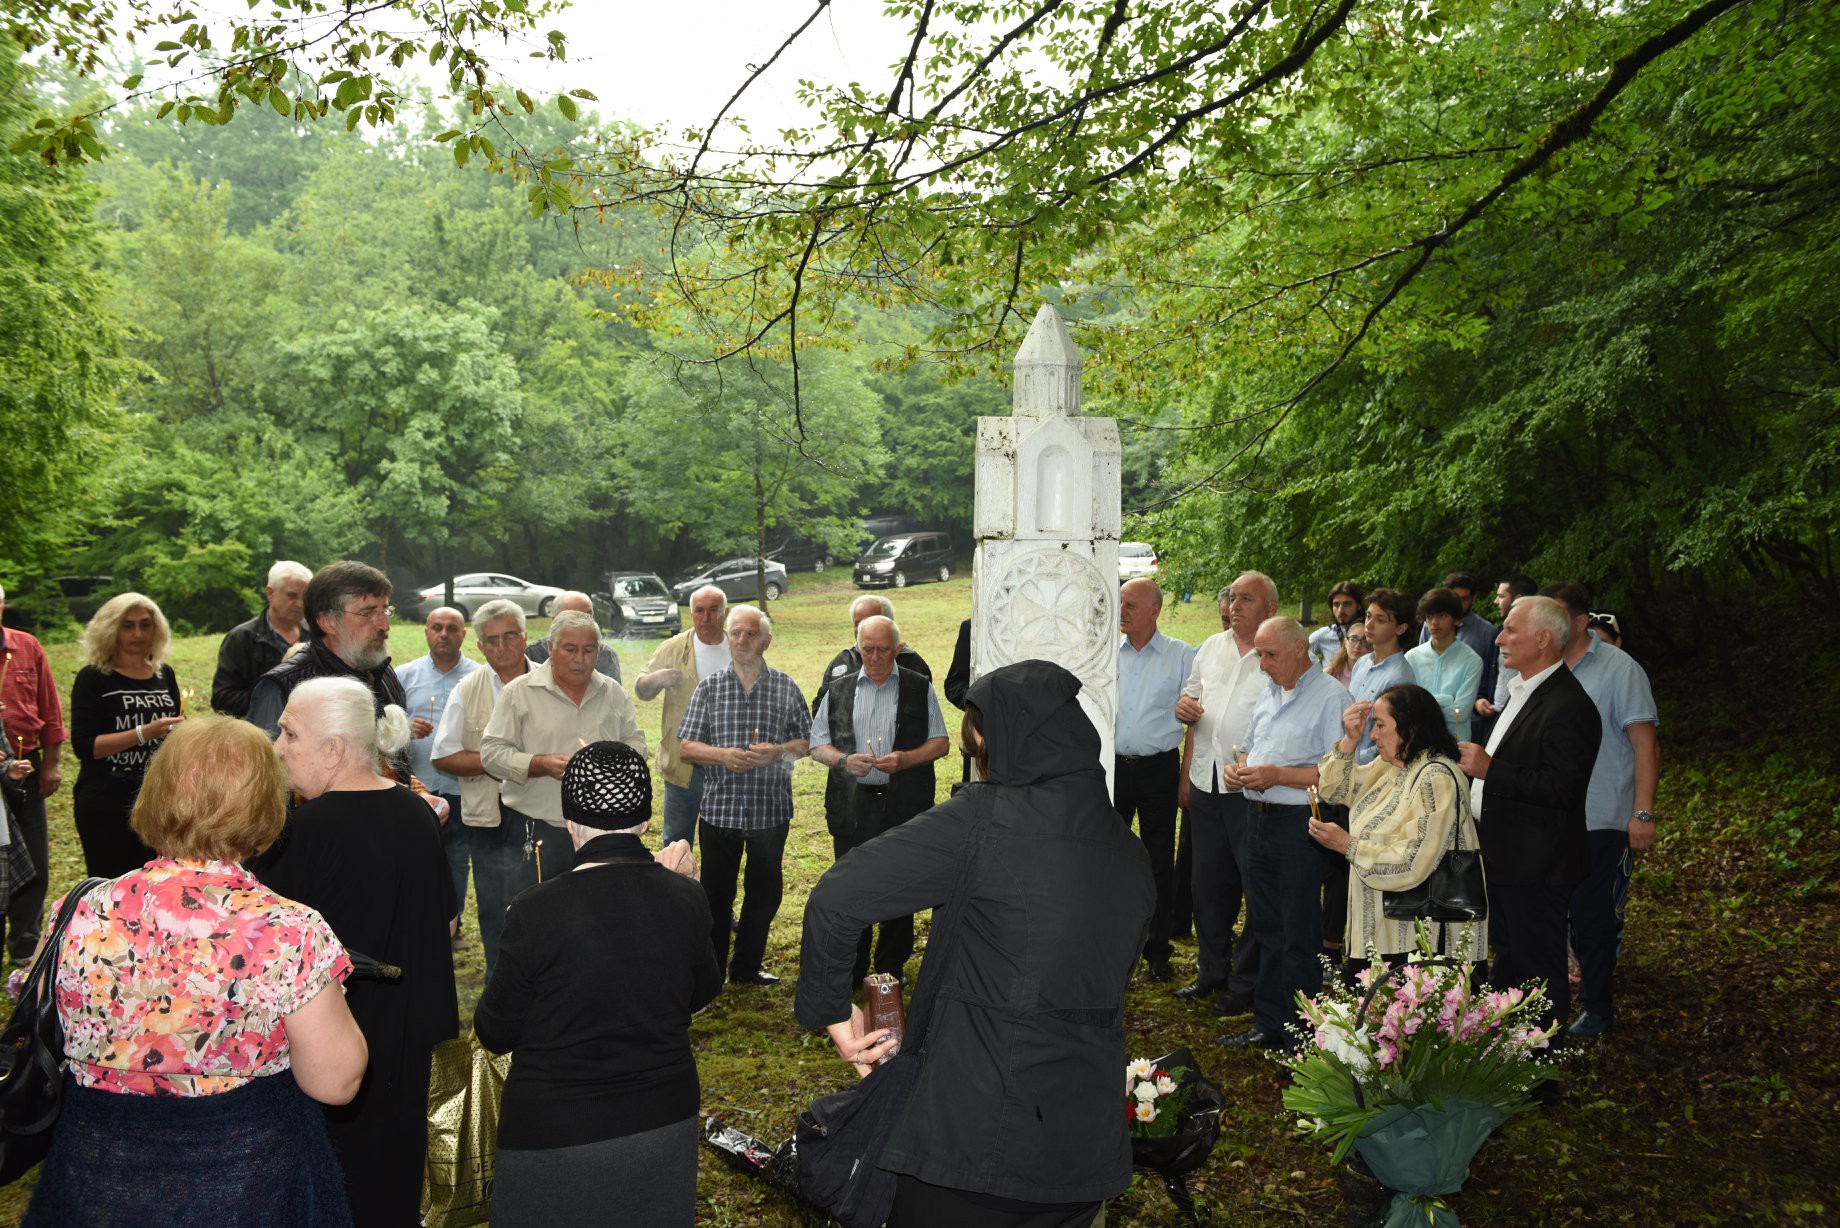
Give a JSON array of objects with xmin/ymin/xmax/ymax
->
[{"xmin": 796, "ymin": 659, "xmax": 1155, "ymax": 1228}]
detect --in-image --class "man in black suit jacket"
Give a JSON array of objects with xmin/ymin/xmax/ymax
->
[{"xmin": 1458, "ymin": 595, "xmax": 1601, "ymax": 1033}]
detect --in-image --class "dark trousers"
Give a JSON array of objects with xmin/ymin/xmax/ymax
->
[
  {"xmin": 1114, "ymin": 749, "xmax": 1180, "ymax": 962},
  {"xmin": 2, "ymin": 749, "xmax": 49, "ymax": 964},
  {"xmin": 1319, "ymin": 802, "xmax": 1350, "ymax": 952},
  {"xmin": 505, "ymin": 806, "xmax": 577, "ymax": 895},
  {"xmin": 831, "ymin": 828, "xmax": 915, "ymax": 986},
  {"xmin": 1569, "ymin": 829, "xmax": 1632, "ymax": 1020},
  {"xmin": 1188, "ymin": 777, "xmax": 1258, "ymax": 996},
  {"xmin": 440, "ymin": 797, "xmax": 528, "ymax": 981},
  {"xmin": 1171, "ymin": 807, "xmax": 1194, "ymax": 936},
  {"xmin": 1489, "ymin": 882, "xmax": 1572, "ymax": 1032},
  {"xmin": 1247, "ymin": 800, "xmax": 1326, "ymax": 1036},
  {"xmin": 701, "ymin": 820, "xmax": 789, "ymax": 978}
]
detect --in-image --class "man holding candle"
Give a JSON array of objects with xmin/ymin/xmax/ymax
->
[
  {"xmin": 677, "ymin": 606, "xmax": 811, "ymax": 987},
  {"xmin": 400, "ymin": 607, "xmax": 481, "ymax": 907},
  {"xmin": 0, "ymin": 581, "xmax": 65, "ymax": 965},
  {"xmin": 810, "ymin": 594, "xmax": 930, "ymax": 714},
  {"xmin": 1218, "ymin": 617, "xmax": 1350, "ymax": 1051},
  {"xmin": 808, "ymin": 614, "xmax": 950, "ymax": 986},
  {"xmin": 482, "ymin": 610, "xmax": 646, "ymax": 886}
]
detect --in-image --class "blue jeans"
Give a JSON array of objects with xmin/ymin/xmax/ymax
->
[
  {"xmin": 440, "ymin": 796, "xmax": 530, "ymax": 981},
  {"xmin": 660, "ymin": 766, "xmax": 705, "ymax": 848},
  {"xmin": 1247, "ymin": 800, "xmax": 1329, "ymax": 1037}
]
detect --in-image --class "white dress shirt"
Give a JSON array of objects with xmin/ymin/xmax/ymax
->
[
  {"xmin": 1471, "ymin": 659, "xmax": 1563, "ymax": 821},
  {"xmin": 1181, "ymin": 632, "xmax": 1264, "ymax": 791}
]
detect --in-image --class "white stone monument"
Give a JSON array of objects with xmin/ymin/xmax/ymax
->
[{"xmin": 971, "ymin": 304, "xmax": 1122, "ymax": 794}]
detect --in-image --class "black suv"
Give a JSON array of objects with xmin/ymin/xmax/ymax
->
[
  {"xmin": 853, "ymin": 532, "xmax": 955, "ymax": 589},
  {"xmin": 596, "ymin": 572, "xmax": 682, "ymax": 637}
]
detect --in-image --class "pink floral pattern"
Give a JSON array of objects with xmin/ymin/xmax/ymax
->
[{"xmin": 52, "ymin": 859, "xmax": 351, "ymax": 1097}]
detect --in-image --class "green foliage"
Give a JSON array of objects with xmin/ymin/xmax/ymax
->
[{"xmin": 0, "ymin": 45, "xmax": 129, "ymax": 588}]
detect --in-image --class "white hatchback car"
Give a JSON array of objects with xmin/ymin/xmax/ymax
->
[{"xmin": 1118, "ymin": 542, "xmax": 1160, "ymax": 581}]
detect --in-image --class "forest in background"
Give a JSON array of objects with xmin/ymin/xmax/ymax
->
[{"xmin": 1, "ymin": 0, "xmax": 1834, "ymax": 644}]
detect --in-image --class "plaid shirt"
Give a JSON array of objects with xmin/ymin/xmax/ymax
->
[{"xmin": 677, "ymin": 664, "xmax": 810, "ymax": 831}]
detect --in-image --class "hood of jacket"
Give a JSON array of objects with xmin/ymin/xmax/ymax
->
[{"xmin": 964, "ymin": 659, "xmax": 1101, "ymax": 787}]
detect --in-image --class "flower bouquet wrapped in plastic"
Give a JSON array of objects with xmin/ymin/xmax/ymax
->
[
  {"xmin": 1278, "ymin": 929, "xmax": 1560, "ymax": 1227},
  {"xmin": 1125, "ymin": 1047, "xmax": 1225, "ymax": 1224}
]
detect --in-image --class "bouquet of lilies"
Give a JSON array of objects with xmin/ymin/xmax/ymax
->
[
  {"xmin": 1278, "ymin": 931, "xmax": 1560, "ymax": 1225},
  {"xmin": 1124, "ymin": 1057, "xmax": 1194, "ymax": 1139}
]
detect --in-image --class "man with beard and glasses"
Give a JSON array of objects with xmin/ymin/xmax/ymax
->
[{"xmin": 249, "ymin": 562, "xmax": 408, "ymax": 772}]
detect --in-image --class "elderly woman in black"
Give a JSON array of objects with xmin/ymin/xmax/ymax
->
[
  {"xmin": 474, "ymin": 741, "xmax": 717, "ymax": 1228},
  {"xmin": 797, "ymin": 660, "xmax": 1155, "ymax": 1228}
]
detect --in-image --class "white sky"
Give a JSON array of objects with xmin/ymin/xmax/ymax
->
[{"xmin": 488, "ymin": 1, "xmax": 916, "ymax": 147}]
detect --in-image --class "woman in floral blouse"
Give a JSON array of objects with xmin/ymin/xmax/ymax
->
[
  {"xmin": 1308, "ymin": 684, "xmax": 1487, "ymax": 965},
  {"xmin": 23, "ymin": 716, "xmax": 368, "ymax": 1227}
]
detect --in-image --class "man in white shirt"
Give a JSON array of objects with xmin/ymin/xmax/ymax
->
[
  {"xmin": 1172, "ymin": 572, "xmax": 1275, "ymax": 1015},
  {"xmin": 635, "ymin": 585, "xmax": 733, "ymax": 847},
  {"xmin": 431, "ymin": 598, "xmax": 536, "ymax": 977}
]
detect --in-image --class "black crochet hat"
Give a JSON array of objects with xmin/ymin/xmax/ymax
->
[{"xmin": 560, "ymin": 741, "xmax": 653, "ymax": 830}]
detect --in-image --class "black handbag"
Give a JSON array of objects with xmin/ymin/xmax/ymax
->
[
  {"xmin": 0, "ymin": 876, "xmax": 105, "ymax": 1186},
  {"xmin": 795, "ymin": 795, "xmax": 992, "ymax": 1228},
  {"xmin": 1382, "ymin": 769, "xmax": 1487, "ymax": 923}
]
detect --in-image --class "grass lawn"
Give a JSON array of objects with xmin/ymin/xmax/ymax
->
[{"xmin": 2, "ymin": 573, "xmax": 1836, "ymax": 1224}]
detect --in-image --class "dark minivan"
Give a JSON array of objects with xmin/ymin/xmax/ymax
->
[{"xmin": 852, "ymin": 532, "xmax": 955, "ymax": 589}]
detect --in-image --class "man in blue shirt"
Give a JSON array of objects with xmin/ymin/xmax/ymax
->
[
  {"xmin": 1307, "ymin": 580, "xmax": 1364, "ymax": 668},
  {"xmin": 398, "ymin": 607, "xmax": 482, "ymax": 917},
  {"xmin": 1114, "ymin": 578, "xmax": 1198, "ymax": 983},
  {"xmin": 809, "ymin": 615, "xmax": 950, "ymax": 985},
  {"xmin": 1220, "ymin": 617, "xmax": 1351, "ymax": 1050},
  {"xmin": 1544, "ymin": 584, "xmax": 1660, "ymax": 1039}
]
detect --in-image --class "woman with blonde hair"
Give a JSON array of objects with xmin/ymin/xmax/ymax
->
[
  {"xmin": 25, "ymin": 715, "xmax": 366, "ymax": 1225},
  {"xmin": 69, "ymin": 591, "xmax": 185, "ymax": 876}
]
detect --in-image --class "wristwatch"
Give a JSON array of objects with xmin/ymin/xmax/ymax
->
[{"xmin": 1631, "ymin": 810, "xmax": 1657, "ymax": 825}]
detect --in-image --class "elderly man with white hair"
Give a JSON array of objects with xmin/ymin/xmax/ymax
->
[
  {"xmin": 482, "ymin": 609, "xmax": 646, "ymax": 886},
  {"xmin": 1218, "ymin": 616, "xmax": 1351, "ymax": 1052},
  {"xmin": 212, "ymin": 560, "xmax": 310, "ymax": 718},
  {"xmin": 1458, "ymin": 595, "xmax": 1602, "ymax": 1038},
  {"xmin": 677, "ymin": 605, "xmax": 811, "ymax": 986},
  {"xmin": 810, "ymin": 593, "xmax": 930, "ymax": 714},
  {"xmin": 527, "ymin": 590, "xmax": 621, "ymax": 683},
  {"xmin": 634, "ymin": 584, "xmax": 731, "ymax": 848},
  {"xmin": 808, "ymin": 614, "xmax": 949, "ymax": 986}
]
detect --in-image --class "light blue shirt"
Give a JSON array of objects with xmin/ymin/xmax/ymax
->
[
  {"xmin": 1243, "ymin": 666, "xmax": 1351, "ymax": 806},
  {"xmin": 398, "ymin": 654, "xmax": 480, "ymax": 796},
  {"xmin": 810, "ymin": 671, "xmax": 948, "ymax": 785},
  {"xmin": 1347, "ymin": 650, "xmax": 1416, "ymax": 763},
  {"xmin": 1116, "ymin": 631, "xmax": 1197, "ymax": 756},
  {"xmin": 1405, "ymin": 638, "xmax": 1483, "ymax": 742},
  {"xmin": 1569, "ymin": 638, "xmax": 1659, "ymax": 831},
  {"xmin": 1307, "ymin": 623, "xmax": 1347, "ymax": 669}
]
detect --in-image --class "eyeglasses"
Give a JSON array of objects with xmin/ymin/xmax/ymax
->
[
  {"xmin": 479, "ymin": 631, "xmax": 527, "ymax": 648},
  {"xmin": 1589, "ymin": 611, "xmax": 1623, "ymax": 635},
  {"xmin": 341, "ymin": 603, "xmax": 394, "ymax": 623}
]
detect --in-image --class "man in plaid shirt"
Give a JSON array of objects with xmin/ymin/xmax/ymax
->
[{"xmin": 679, "ymin": 605, "xmax": 811, "ymax": 986}]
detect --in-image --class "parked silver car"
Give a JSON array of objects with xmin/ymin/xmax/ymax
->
[
  {"xmin": 1118, "ymin": 542, "xmax": 1160, "ymax": 581},
  {"xmin": 408, "ymin": 572, "xmax": 566, "ymax": 620},
  {"xmin": 671, "ymin": 557, "xmax": 789, "ymax": 604}
]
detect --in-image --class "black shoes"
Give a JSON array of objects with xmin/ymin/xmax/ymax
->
[
  {"xmin": 1566, "ymin": 1011, "xmax": 1613, "ymax": 1039},
  {"xmin": 729, "ymin": 969, "xmax": 780, "ymax": 987},
  {"xmin": 1173, "ymin": 979, "xmax": 1223, "ymax": 1000},
  {"xmin": 1143, "ymin": 958, "xmax": 1175, "ymax": 984},
  {"xmin": 1212, "ymin": 990, "xmax": 1254, "ymax": 1017},
  {"xmin": 1215, "ymin": 1026, "xmax": 1289, "ymax": 1051}
]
